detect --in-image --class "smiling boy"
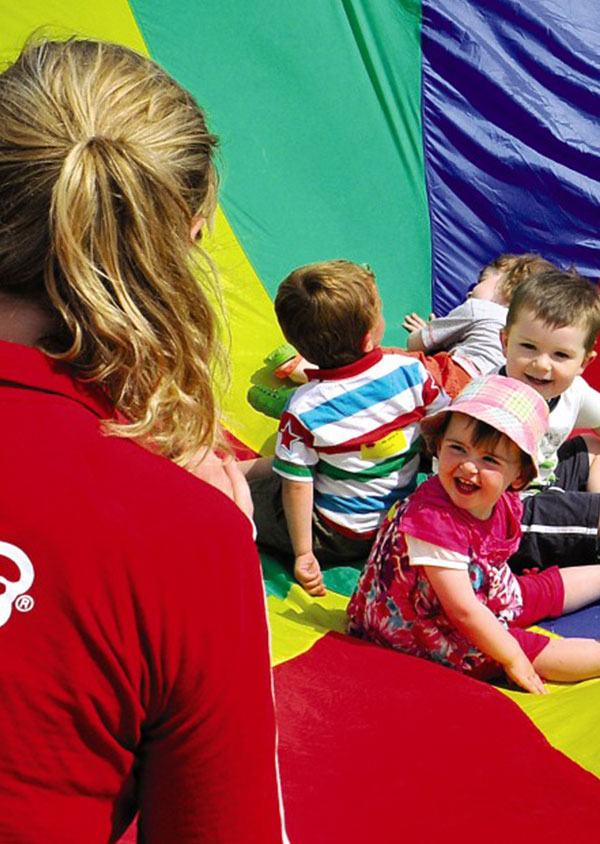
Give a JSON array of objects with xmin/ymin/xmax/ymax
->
[{"xmin": 499, "ymin": 268, "xmax": 600, "ymax": 572}]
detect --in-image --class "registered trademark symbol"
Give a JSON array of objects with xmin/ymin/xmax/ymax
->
[{"xmin": 15, "ymin": 594, "xmax": 34, "ymax": 612}]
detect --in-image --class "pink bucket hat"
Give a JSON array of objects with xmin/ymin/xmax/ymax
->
[{"xmin": 421, "ymin": 374, "xmax": 549, "ymax": 471}]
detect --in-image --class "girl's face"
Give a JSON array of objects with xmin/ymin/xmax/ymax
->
[{"xmin": 437, "ymin": 413, "xmax": 526, "ymax": 520}]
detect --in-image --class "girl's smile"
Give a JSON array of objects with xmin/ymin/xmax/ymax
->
[{"xmin": 437, "ymin": 413, "xmax": 526, "ymax": 520}]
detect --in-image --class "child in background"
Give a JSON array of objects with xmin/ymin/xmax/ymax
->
[
  {"xmin": 250, "ymin": 260, "xmax": 449, "ymax": 596},
  {"xmin": 348, "ymin": 375, "xmax": 600, "ymax": 693},
  {"xmin": 403, "ymin": 253, "xmax": 555, "ymax": 397},
  {"xmin": 499, "ymin": 269, "xmax": 600, "ymax": 572}
]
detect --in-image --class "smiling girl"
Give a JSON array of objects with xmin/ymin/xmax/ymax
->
[{"xmin": 348, "ymin": 375, "xmax": 600, "ymax": 694}]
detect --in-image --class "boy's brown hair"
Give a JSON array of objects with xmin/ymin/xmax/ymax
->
[
  {"xmin": 505, "ymin": 268, "xmax": 600, "ymax": 353},
  {"xmin": 480, "ymin": 253, "xmax": 556, "ymax": 304},
  {"xmin": 275, "ymin": 260, "xmax": 380, "ymax": 368}
]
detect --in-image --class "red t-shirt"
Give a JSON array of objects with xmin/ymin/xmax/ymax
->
[{"xmin": 0, "ymin": 340, "xmax": 286, "ymax": 843}]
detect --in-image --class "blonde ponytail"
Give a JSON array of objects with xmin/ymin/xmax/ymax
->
[{"xmin": 0, "ymin": 38, "xmax": 225, "ymax": 464}]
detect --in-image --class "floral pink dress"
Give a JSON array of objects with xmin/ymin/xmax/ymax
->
[{"xmin": 347, "ymin": 475, "xmax": 524, "ymax": 677}]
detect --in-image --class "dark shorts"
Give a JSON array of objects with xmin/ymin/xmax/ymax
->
[
  {"xmin": 509, "ymin": 436, "xmax": 600, "ymax": 573},
  {"xmin": 250, "ymin": 473, "xmax": 374, "ymax": 566}
]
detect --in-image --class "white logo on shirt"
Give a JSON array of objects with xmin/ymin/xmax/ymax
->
[{"xmin": 0, "ymin": 541, "xmax": 34, "ymax": 628}]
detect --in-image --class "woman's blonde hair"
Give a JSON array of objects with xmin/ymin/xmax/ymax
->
[{"xmin": 0, "ymin": 37, "xmax": 225, "ymax": 464}]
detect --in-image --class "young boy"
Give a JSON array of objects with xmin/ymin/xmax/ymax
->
[
  {"xmin": 498, "ymin": 268, "xmax": 600, "ymax": 572},
  {"xmin": 250, "ymin": 260, "xmax": 449, "ymax": 596},
  {"xmin": 403, "ymin": 253, "xmax": 555, "ymax": 396}
]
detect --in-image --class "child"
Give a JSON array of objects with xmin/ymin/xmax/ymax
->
[
  {"xmin": 403, "ymin": 253, "xmax": 555, "ymax": 397},
  {"xmin": 499, "ymin": 269, "xmax": 600, "ymax": 572},
  {"xmin": 0, "ymin": 38, "xmax": 285, "ymax": 841},
  {"xmin": 250, "ymin": 260, "xmax": 449, "ymax": 596},
  {"xmin": 348, "ymin": 375, "xmax": 600, "ymax": 693}
]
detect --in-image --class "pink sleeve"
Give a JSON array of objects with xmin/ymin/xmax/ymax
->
[{"xmin": 400, "ymin": 501, "xmax": 470, "ymax": 556}]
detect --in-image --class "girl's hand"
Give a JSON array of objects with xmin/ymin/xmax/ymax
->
[
  {"xmin": 189, "ymin": 449, "xmax": 254, "ymax": 521},
  {"xmin": 424, "ymin": 565, "xmax": 548, "ymax": 694},
  {"xmin": 222, "ymin": 456, "xmax": 254, "ymax": 521},
  {"xmin": 189, "ymin": 448, "xmax": 234, "ymax": 495},
  {"xmin": 504, "ymin": 652, "xmax": 548, "ymax": 695}
]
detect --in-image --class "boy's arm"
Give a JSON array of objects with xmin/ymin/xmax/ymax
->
[
  {"xmin": 403, "ymin": 312, "xmax": 437, "ymax": 351},
  {"xmin": 405, "ymin": 327, "xmax": 427, "ymax": 352},
  {"xmin": 409, "ymin": 303, "xmax": 474, "ymax": 354},
  {"xmin": 425, "ymin": 566, "xmax": 547, "ymax": 694},
  {"xmin": 281, "ymin": 477, "xmax": 313, "ymax": 555},
  {"xmin": 281, "ymin": 477, "xmax": 325, "ymax": 596}
]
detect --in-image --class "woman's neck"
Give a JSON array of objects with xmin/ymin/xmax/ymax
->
[{"xmin": 0, "ymin": 292, "xmax": 56, "ymax": 347}]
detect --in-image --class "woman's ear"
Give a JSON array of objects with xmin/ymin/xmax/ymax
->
[{"xmin": 190, "ymin": 216, "xmax": 205, "ymax": 244}]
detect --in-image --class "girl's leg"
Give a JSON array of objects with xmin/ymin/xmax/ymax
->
[
  {"xmin": 521, "ymin": 565, "xmax": 600, "ymax": 683},
  {"xmin": 533, "ymin": 638, "xmax": 600, "ymax": 683},
  {"xmin": 561, "ymin": 564, "xmax": 600, "ymax": 613}
]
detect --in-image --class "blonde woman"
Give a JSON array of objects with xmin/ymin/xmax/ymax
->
[{"xmin": 0, "ymin": 38, "xmax": 285, "ymax": 842}]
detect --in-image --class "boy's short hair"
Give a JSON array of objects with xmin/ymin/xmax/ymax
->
[
  {"xmin": 505, "ymin": 268, "xmax": 600, "ymax": 353},
  {"xmin": 480, "ymin": 253, "xmax": 556, "ymax": 304},
  {"xmin": 275, "ymin": 260, "xmax": 380, "ymax": 368}
]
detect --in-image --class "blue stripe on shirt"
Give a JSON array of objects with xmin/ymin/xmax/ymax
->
[
  {"xmin": 298, "ymin": 360, "xmax": 423, "ymax": 431},
  {"xmin": 314, "ymin": 482, "xmax": 417, "ymax": 515}
]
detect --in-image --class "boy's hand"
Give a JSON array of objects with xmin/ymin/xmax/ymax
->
[
  {"xmin": 402, "ymin": 312, "xmax": 435, "ymax": 333},
  {"xmin": 294, "ymin": 552, "xmax": 326, "ymax": 597},
  {"xmin": 504, "ymin": 651, "xmax": 547, "ymax": 695}
]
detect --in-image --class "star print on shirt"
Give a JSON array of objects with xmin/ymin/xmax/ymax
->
[{"xmin": 279, "ymin": 417, "xmax": 303, "ymax": 454}]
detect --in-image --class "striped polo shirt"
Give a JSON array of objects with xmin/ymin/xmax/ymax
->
[{"xmin": 273, "ymin": 348, "xmax": 449, "ymax": 537}]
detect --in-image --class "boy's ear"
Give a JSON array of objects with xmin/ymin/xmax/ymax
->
[
  {"xmin": 361, "ymin": 330, "xmax": 374, "ymax": 353},
  {"xmin": 582, "ymin": 349, "xmax": 597, "ymax": 370},
  {"xmin": 500, "ymin": 327, "xmax": 508, "ymax": 355}
]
